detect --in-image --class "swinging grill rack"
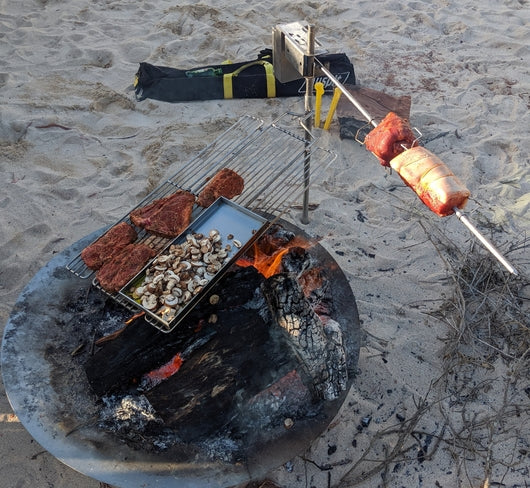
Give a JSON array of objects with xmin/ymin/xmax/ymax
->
[
  {"xmin": 67, "ymin": 113, "xmax": 337, "ymax": 331},
  {"xmin": 166, "ymin": 113, "xmax": 335, "ymax": 216}
]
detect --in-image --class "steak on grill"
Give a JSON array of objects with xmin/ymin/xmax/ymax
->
[
  {"xmin": 129, "ymin": 190, "xmax": 196, "ymax": 238},
  {"xmin": 197, "ymin": 168, "xmax": 244, "ymax": 208},
  {"xmin": 96, "ymin": 243, "xmax": 156, "ymax": 293},
  {"xmin": 81, "ymin": 222, "xmax": 138, "ymax": 270}
]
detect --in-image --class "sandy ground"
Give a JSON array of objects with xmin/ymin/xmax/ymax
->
[{"xmin": 1, "ymin": 0, "xmax": 529, "ymax": 487}]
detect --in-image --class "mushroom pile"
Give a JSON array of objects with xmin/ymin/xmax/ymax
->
[{"xmin": 129, "ymin": 229, "xmax": 233, "ymax": 322}]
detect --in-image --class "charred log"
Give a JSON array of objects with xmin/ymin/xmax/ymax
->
[
  {"xmin": 256, "ymin": 224, "xmax": 296, "ymax": 255},
  {"xmin": 144, "ymin": 307, "xmax": 272, "ymax": 441},
  {"xmin": 243, "ymin": 369, "xmax": 314, "ymax": 429},
  {"xmin": 279, "ymin": 246, "xmax": 312, "ymax": 276},
  {"xmin": 84, "ymin": 265, "xmax": 265, "ymax": 397},
  {"xmin": 261, "ymin": 273, "xmax": 348, "ymax": 401}
]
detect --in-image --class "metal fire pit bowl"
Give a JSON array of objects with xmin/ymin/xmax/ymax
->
[{"xmin": 1, "ymin": 225, "xmax": 360, "ymax": 488}]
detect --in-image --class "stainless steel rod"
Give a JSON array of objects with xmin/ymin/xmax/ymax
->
[
  {"xmin": 315, "ymin": 59, "xmax": 377, "ymax": 127},
  {"xmin": 301, "ymin": 24, "xmax": 316, "ymax": 225},
  {"xmin": 315, "ymin": 58, "xmax": 518, "ymax": 275},
  {"xmin": 453, "ymin": 208, "xmax": 518, "ymax": 275}
]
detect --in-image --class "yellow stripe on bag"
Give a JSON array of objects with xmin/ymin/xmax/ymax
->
[{"xmin": 223, "ymin": 60, "xmax": 276, "ymax": 99}]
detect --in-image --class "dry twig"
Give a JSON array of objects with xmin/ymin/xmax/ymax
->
[{"xmin": 335, "ymin": 225, "xmax": 529, "ymax": 487}]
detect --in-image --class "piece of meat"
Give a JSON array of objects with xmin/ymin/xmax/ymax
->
[
  {"xmin": 81, "ymin": 222, "xmax": 138, "ymax": 270},
  {"xmin": 390, "ymin": 146, "xmax": 470, "ymax": 217},
  {"xmin": 96, "ymin": 243, "xmax": 156, "ymax": 293},
  {"xmin": 196, "ymin": 168, "xmax": 244, "ymax": 208},
  {"xmin": 364, "ymin": 111, "xmax": 417, "ymax": 166},
  {"xmin": 129, "ymin": 190, "xmax": 196, "ymax": 238}
]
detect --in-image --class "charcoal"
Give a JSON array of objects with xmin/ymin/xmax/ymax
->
[
  {"xmin": 280, "ymin": 246, "xmax": 312, "ymax": 275},
  {"xmin": 261, "ymin": 273, "xmax": 348, "ymax": 401}
]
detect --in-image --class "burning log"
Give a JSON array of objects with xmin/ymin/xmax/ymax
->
[
  {"xmin": 73, "ymin": 222, "xmax": 358, "ymax": 461},
  {"xmin": 261, "ymin": 273, "xmax": 348, "ymax": 401},
  {"xmin": 143, "ymin": 306, "xmax": 273, "ymax": 443}
]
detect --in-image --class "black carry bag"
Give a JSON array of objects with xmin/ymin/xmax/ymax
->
[{"xmin": 134, "ymin": 49, "xmax": 355, "ymax": 103}]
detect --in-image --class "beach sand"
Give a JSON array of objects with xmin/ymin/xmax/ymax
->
[{"xmin": 1, "ymin": 0, "xmax": 528, "ymax": 487}]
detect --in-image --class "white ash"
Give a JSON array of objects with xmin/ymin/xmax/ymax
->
[
  {"xmin": 199, "ymin": 436, "xmax": 241, "ymax": 464},
  {"xmin": 98, "ymin": 394, "xmax": 162, "ymax": 433},
  {"xmin": 98, "ymin": 310, "xmax": 128, "ymax": 336}
]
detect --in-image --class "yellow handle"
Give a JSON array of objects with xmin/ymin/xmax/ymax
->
[
  {"xmin": 223, "ymin": 60, "xmax": 276, "ymax": 99},
  {"xmin": 314, "ymin": 82, "xmax": 325, "ymax": 128},
  {"xmin": 323, "ymin": 87, "xmax": 342, "ymax": 130}
]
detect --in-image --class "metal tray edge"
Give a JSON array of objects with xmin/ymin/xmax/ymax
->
[{"xmin": 117, "ymin": 197, "xmax": 270, "ymax": 332}]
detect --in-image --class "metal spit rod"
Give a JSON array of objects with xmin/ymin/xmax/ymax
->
[
  {"xmin": 315, "ymin": 59, "xmax": 377, "ymax": 128},
  {"xmin": 315, "ymin": 58, "xmax": 519, "ymax": 276},
  {"xmin": 453, "ymin": 209, "xmax": 518, "ymax": 276}
]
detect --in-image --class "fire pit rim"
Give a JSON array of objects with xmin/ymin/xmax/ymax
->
[{"xmin": 1, "ymin": 225, "xmax": 360, "ymax": 488}]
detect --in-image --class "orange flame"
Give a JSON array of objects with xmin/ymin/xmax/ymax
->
[
  {"xmin": 237, "ymin": 247, "xmax": 289, "ymax": 278},
  {"xmin": 236, "ymin": 235, "xmax": 315, "ymax": 278}
]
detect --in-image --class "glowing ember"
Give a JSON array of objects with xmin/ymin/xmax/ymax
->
[
  {"xmin": 125, "ymin": 311, "xmax": 145, "ymax": 325},
  {"xmin": 299, "ymin": 268, "xmax": 324, "ymax": 297},
  {"xmin": 140, "ymin": 353, "xmax": 183, "ymax": 390}
]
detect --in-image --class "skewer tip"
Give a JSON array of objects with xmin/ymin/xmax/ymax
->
[{"xmin": 453, "ymin": 207, "xmax": 519, "ymax": 276}]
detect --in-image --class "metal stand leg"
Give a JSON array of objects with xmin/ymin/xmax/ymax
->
[{"xmin": 301, "ymin": 25, "xmax": 315, "ymax": 225}]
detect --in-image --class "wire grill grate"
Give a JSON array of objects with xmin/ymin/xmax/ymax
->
[{"xmin": 67, "ymin": 113, "xmax": 337, "ymax": 331}]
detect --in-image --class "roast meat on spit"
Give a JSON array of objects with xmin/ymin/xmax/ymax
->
[{"xmin": 364, "ymin": 112, "xmax": 470, "ymax": 217}]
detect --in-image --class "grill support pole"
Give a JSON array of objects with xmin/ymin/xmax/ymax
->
[{"xmin": 301, "ymin": 24, "xmax": 315, "ymax": 225}]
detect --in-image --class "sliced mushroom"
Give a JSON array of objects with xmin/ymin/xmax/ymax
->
[
  {"xmin": 142, "ymin": 294, "xmax": 158, "ymax": 311},
  {"xmin": 164, "ymin": 294, "xmax": 180, "ymax": 307}
]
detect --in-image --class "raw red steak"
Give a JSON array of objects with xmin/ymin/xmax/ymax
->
[
  {"xmin": 96, "ymin": 243, "xmax": 156, "ymax": 293},
  {"xmin": 81, "ymin": 222, "xmax": 138, "ymax": 270},
  {"xmin": 197, "ymin": 168, "xmax": 244, "ymax": 207},
  {"xmin": 364, "ymin": 111, "xmax": 416, "ymax": 167},
  {"xmin": 129, "ymin": 190, "xmax": 196, "ymax": 238}
]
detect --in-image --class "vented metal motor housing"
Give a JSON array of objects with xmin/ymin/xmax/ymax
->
[{"xmin": 272, "ymin": 21, "xmax": 327, "ymax": 83}]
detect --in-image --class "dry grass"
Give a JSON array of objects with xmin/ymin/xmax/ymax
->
[
  {"xmin": 335, "ymin": 386, "xmax": 445, "ymax": 487},
  {"xmin": 431, "ymin": 232, "xmax": 530, "ymax": 488},
  {"xmin": 334, "ymin": 225, "xmax": 529, "ymax": 487}
]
